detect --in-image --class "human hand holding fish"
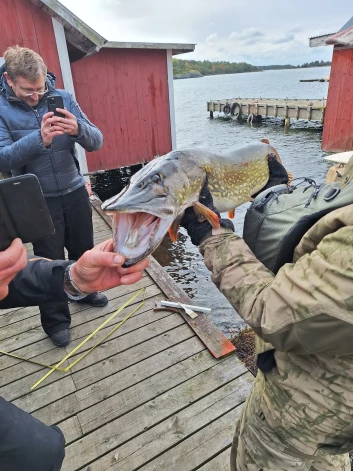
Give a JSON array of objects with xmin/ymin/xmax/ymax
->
[
  {"xmin": 102, "ymin": 140, "xmax": 290, "ymax": 265},
  {"xmin": 69, "ymin": 238, "xmax": 149, "ymax": 294}
]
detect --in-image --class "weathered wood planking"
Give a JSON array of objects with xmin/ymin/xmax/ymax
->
[
  {"xmin": 90, "ymin": 195, "xmax": 236, "ymax": 359},
  {"xmin": 62, "ymin": 355, "xmax": 250, "ymax": 470},
  {"xmin": 70, "ymin": 48, "xmax": 172, "ymax": 171},
  {"xmin": 207, "ymin": 97, "xmax": 327, "ymax": 122},
  {"xmin": 322, "ymin": 48, "xmax": 353, "ymax": 152},
  {"xmin": 0, "ymin": 201, "xmax": 252, "ymax": 470},
  {"xmin": 86, "ymin": 375, "xmax": 250, "ymax": 471},
  {"xmin": 198, "ymin": 448, "xmax": 232, "ymax": 470}
]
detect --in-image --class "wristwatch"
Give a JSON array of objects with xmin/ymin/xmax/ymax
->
[{"xmin": 64, "ymin": 263, "xmax": 89, "ymax": 300}]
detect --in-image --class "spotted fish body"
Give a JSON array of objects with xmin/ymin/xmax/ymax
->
[{"xmin": 102, "ymin": 141, "xmax": 278, "ymax": 266}]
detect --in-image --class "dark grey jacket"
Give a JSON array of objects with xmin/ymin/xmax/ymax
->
[
  {"xmin": 0, "ymin": 255, "xmax": 71, "ymax": 309},
  {"xmin": 0, "ymin": 66, "xmax": 103, "ymax": 197}
]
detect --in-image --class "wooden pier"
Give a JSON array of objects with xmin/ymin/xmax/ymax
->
[
  {"xmin": 0, "ymin": 199, "xmax": 253, "ymax": 470},
  {"xmin": 207, "ymin": 97, "xmax": 327, "ymax": 125}
]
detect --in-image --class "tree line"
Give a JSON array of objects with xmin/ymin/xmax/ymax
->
[
  {"xmin": 173, "ymin": 59, "xmax": 259, "ymax": 76},
  {"xmin": 260, "ymin": 60, "xmax": 331, "ymax": 70},
  {"xmin": 173, "ymin": 59, "xmax": 332, "ymax": 76}
]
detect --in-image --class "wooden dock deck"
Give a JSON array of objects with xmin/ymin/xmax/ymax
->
[
  {"xmin": 207, "ymin": 97, "xmax": 326, "ymax": 124},
  {"xmin": 0, "ymin": 201, "xmax": 253, "ymax": 470}
]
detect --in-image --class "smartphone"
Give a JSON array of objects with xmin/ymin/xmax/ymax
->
[
  {"xmin": 47, "ymin": 95, "xmax": 65, "ymax": 118},
  {"xmin": 0, "ymin": 174, "xmax": 55, "ymax": 252}
]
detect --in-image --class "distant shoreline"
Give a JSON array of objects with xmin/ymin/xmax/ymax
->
[
  {"xmin": 173, "ymin": 64, "xmax": 331, "ymax": 80},
  {"xmin": 173, "ymin": 58, "xmax": 331, "ymax": 80}
]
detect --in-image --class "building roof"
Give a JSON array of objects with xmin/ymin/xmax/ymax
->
[
  {"xmin": 339, "ymin": 16, "xmax": 353, "ymax": 32},
  {"xmin": 30, "ymin": 0, "xmax": 195, "ymax": 57},
  {"xmin": 30, "ymin": 0, "xmax": 106, "ymax": 55},
  {"xmin": 104, "ymin": 41, "xmax": 195, "ymax": 55},
  {"xmin": 309, "ymin": 16, "xmax": 353, "ymax": 48}
]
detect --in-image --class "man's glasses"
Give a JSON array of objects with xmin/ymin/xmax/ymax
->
[{"xmin": 13, "ymin": 83, "xmax": 48, "ymax": 97}]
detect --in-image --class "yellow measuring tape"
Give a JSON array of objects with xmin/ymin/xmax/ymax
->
[{"xmin": 0, "ymin": 288, "xmax": 146, "ymax": 390}]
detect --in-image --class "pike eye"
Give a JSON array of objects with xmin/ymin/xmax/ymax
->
[{"xmin": 151, "ymin": 174, "xmax": 162, "ymax": 184}]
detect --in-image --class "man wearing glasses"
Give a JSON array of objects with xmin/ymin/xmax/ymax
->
[{"xmin": 0, "ymin": 46, "xmax": 108, "ymax": 347}]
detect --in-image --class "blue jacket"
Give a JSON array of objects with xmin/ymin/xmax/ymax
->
[{"xmin": 0, "ymin": 66, "xmax": 103, "ymax": 197}]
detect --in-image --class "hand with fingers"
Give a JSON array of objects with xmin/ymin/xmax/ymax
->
[
  {"xmin": 41, "ymin": 112, "xmax": 65, "ymax": 146},
  {"xmin": 54, "ymin": 108, "xmax": 79, "ymax": 137},
  {"xmin": 69, "ymin": 239, "xmax": 149, "ymax": 294},
  {"xmin": 0, "ymin": 239, "xmax": 28, "ymax": 300},
  {"xmin": 41, "ymin": 108, "xmax": 79, "ymax": 147},
  {"xmin": 181, "ymin": 180, "xmax": 235, "ymax": 246}
]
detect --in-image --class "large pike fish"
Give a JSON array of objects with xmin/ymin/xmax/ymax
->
[{"xmin": 102, "ymin": 140, "xmax": 285, "ymax": 267}]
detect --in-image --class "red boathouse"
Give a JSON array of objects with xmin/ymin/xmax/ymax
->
[
  {"xmin": 0, "ymin": 0, "xmax": 195, "ymax": 173},
  {"xmin": 309, "ymin": 17, "xmax": 353, "ymax": 152}
]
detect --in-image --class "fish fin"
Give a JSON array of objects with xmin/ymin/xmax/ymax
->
[
  {"xmin": 228, "ymin": 209, "xmax": 235, "ymax": 218},
  {"xmin": 194, "ymin": 203, "xmax": 220, "ymax": 229},
  {"xmin": 261, "ymin": 138, "xmax": 270, "ymax": 144},
  {"xmin": 168, "ymin": 213, "xmax": 184, "ymax": 242}
]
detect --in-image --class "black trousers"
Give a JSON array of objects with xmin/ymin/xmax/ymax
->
[
  {"xmin": 33, "ymin": 186, "xmax": 94, "ymax": 336},
  {"xmin": 0, "ymin": 396, "xmax": 65, "ymax": 470}
]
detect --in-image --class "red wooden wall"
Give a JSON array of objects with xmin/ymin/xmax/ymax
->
[
  {"xmin": 0, "ymin": 0, "xmax": 64, "ymax": 88},
  {"xmin": 71, "ymin": 48, "xmax": 172, "ymax": 171},
  {"xmin": 322, "ymin": 47, "xmax": 353, "ymax": 152}
]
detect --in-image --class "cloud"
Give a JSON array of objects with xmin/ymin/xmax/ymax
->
[
  {"xmin": 187, "ymin": 31, "xmax": 332, "ymax": 66},
  {"xmin": 59, "ymin": 0, "xmax": 347, "ymax": 64},
  {"xmin": 271, "ymin": 32, "xmax": 295, "ymax": 44},
  {"xmin": 229, "ymin": 28, "xmax": 264, "ymax": 40},
  {"xmin": 206, "ymin": 33, "xmax": 219, "ymax": 43}
]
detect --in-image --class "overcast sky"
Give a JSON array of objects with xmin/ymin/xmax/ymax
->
[{"xmin": 60, "ymin": 0, "xmax": 351, "ymax": 65}]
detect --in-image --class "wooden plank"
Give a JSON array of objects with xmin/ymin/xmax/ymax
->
[
  {"xmin": 207, "ymin": 97, "xmax": 326, "ymax": 123},
  {"xmin": 157, "ymin": 50, "xmax": 172, "ymax": 154},
  {"xmin": 30, "ymin": 2, "xmax": 64, "ymax": 88},
  {"xmin": 135, "ymin": 54, "xmax": 153, "ymax": 159},
  {"xmin": 74, "ymin": 326, "xmax": 198, "ymax": 407},
  {"xmin": 12, "ymin": 375, "xmax": 76, "ymax": 414},
  {"xmin": 147, "ymin": 257, "xmax": 235, "ymax": 359},
  {"xmin": 62, "ymin": 353, "xmax": 246, "ymax": 470},
  {"xmin": 70, "ymin": 59, "xmax": 94, "ymax": 125},
  {"xmin": 140, "ymin": 54, "xmax": 160, "ymax": 158},
  {"xmin": 0, "ymin": 6, "xmax": 9, "ymax": 54},
  {"xmin": 87, "ymin": 374, "xmax": 251, "ymax": 471},
  {"xmin": 140, "ymin": 406, "xmax": 242, "ymax": 470},
  {"xmin": 58, "ymin": 415, "xmax": 83, "ymax": 446},
  {"xmin": 110, "ymin": 50, "xmax": 132, "ymax": 167},
  {"xmin": 32, "ymin": 392, "xmax": 80, "ymax": 425},
  {"xmin": 0, "ymin": 281, "xmax": 156, "ymax": 372},
  {"xmin": 78, "ymin": 348, "xmax": 229, "ymax": 435},
  {"xmin": 119, "ymin": 50, "xmax": 142, "ymax": 166},
  {"xmin": 198, "ymin": 447, "xmax": 231, "ymax": 470},
  {"xmin": 90, "ymin": 196, "xmax": 236, "ymax": 359},
  {"xmin": 71, "ymin": 317, "xmax": 189, "ymax": 389},
  {"xmin": 10, "ymin": 321, "xmax": 193, "ymax": 424},
  {"xmin": 32, "ymin": 338, "xmax": 203, "ymax": 428},
  {"xmin": 0, "ymin": 297, "xmax": 167, "ymax": 392},
  {"xmin": 0, "ymin": 348, "xmax": 68, "ymax": 393},
  {"xmin": 15, "ymin": 0, "xmax": 40, "ymax": 52},
  {"xmin": 1, "ymin": 0, "xmax": 23, "ymax": 46},
  {"xmin": 0, "ymin": 276, "xmax": 155, "ymax": 340},
  {"xmin": 104, "ymin": 50, "xmax": 125, "ymax": 169}
]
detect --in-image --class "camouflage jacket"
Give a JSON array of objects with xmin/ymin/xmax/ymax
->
[{"xmin": 200, "ymin": 204, "xmax": 353, "ymax": 455}]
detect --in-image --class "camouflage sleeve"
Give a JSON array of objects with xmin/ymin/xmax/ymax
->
[{"xmin": 199, "ymin": 226, "xmax": 353, "ymax": 355}]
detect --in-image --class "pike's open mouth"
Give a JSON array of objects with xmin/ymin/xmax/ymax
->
[{"xmin": 112, "ymin": 211, "xmax": 174, "ymax": 267}]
